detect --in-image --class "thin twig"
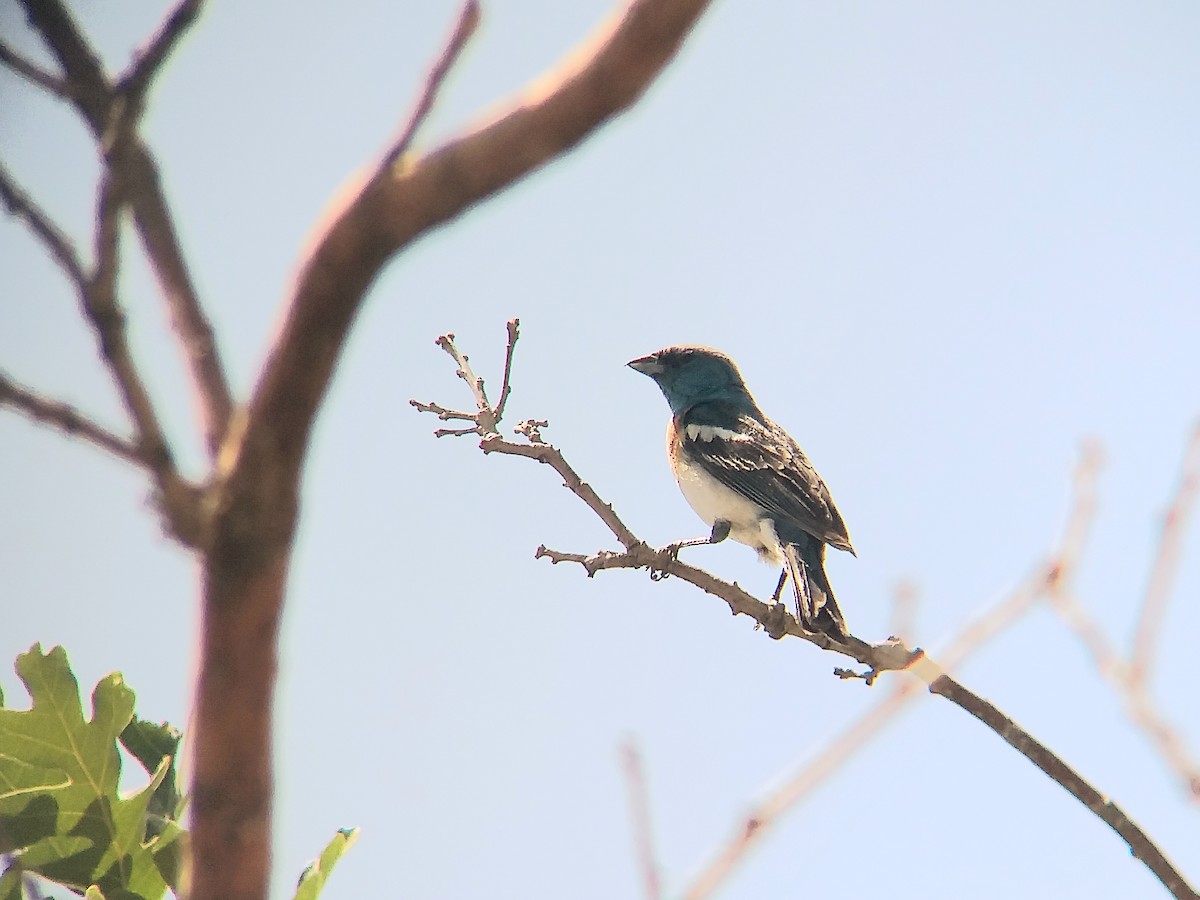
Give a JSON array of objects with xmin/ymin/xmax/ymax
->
[
  {"xmin": 87, "ymin": 165, "xmax": 204, "ymax": 544},
  {"xmin": 382, "ymin": 0, "xmax": 481, "ymax": 169},
  {"xmin": 409, "ymin": 399, "xmax": 477, "ymax": 423},
  {"xmin": 1131, "ymin": 421, "xmax": 1200, "ymax": 687},
  {"xmin": 17, "ymin": 0, "xmax": 111, "ymax": 122},
  {"xmin": 0, "ymin": 370, "xmax": 141, "ymax": 464},
  {"xmin": 929, "ymin": 675, "xmax": 1197, "ymax": 900},
  {"xmin": 0, "ymin": 39, "xmax": 70, "ymax": 98},
  {"xmin": 437, "ymin": 332, "xmax": 492, "ymax": 412},
  {"xmin": 0, "ymin": 159, "xmax": 88, "ymax": 288},
  {"xmin": 494, "ymin": 318, "xmax": 520, "ymax": 422},
  {"xmin": 115, "ymin": 0, "xmax": 205, "ymax": 101},
  {"xmin": 85, "ymin": 164, "xmax": 168, "ymax": 465},
  {"xmin": 20, "ymin": 0, "xmax": 233, "ymax": 458},
  {"xmin": 620, "ymin": 740, "xmax": 662, "ymax": 900},
  {"xmin": 123, "ymin": 141, "xmax": 232, "ymax": 457},
  {"xmin": 1049, "ymin": 588, "xmax": 1200, "ymax": 800}
]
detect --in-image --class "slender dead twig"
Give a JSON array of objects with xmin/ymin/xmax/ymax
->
[
  {"xmin": 1040, "ymin": 427, "xmax": 1200, "ymax": 799},
  {"xmin": 123, "ymin": 142, "xmax": 232, "ymax": 457},
  {"xmin": 1131, "ymin": 421, "xmax": 1200, "ymax": 688},
  {"xmin": 620, "ymin": 740, "xmax": 662, "ymax": 900},
  {"xmin": 382, "ymin": 0, "xmax": 481, "ymax": 169},
  {"xmin": 19, "ymin": 0, "xmax": 233, "ymax": 458},
  {"xmin": 0, "ymin": 39, "xmax": 70, "ymax": 98},
  {"xmin": 417, "ymin": 330, "xmax": 1200, "ymax": 900},
  {"xmin": 85, "ymin": 165, "xmax": 173, "ymax": 475},
  {"xmin": 428, "ymin": 319, "xmax": 521, "ymax": 436},
  {"xmin": 494, "ymin": 318, "xmax": 520, "ymax": 422},
  {"xmin": 15, "ymin": 0, "xmax": 110, "ymax": 122},
  {"xmin": 1, "ymin": 152, "xmax": 201, "ymax": 539},
  {"xmin": 929, "ymin": 676, "xmax": 1197, "ymax": 900},
  {"xmin": 0, "ymin": 159, "xmax": 88, "ymax": 288},
  {"xmin": 1046, "ymin": 588, "xmax": 1200, "ymax": 800},
  {"xmin": 0, "ymin": 371, "xmax": 140, "ymax": 464},
  {"xmin": 115, "ymin": 0, "xmax": 205, "ymax": 102}
]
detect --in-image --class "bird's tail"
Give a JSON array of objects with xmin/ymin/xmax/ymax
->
[{"xmin": 782, "ymin": 538, "xmax": 848, "ymax": 639}]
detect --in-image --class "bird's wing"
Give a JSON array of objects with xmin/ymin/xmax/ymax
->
[{"xmin": 678, "ymin": 401, "xmax": 854, "ymax": 552}]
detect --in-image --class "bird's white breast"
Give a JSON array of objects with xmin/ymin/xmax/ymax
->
[{"xmin": 673, "ymin": 451, "xmax": 783, "ymax": 564}]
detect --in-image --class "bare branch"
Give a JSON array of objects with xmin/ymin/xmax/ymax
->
[
  {"xmin": 683, "ymin": 450, "xmax": 1102, "ymax": 900},
  {"xmin": 620, "ymin": 740, "xmax": 662, "ymax": 900},
  {"xmin": 0, "ymin": 370, "xmax": 140, "ymax": 464},
  {"xmin": 85, "ymin": 164, "xmax": 205, "ymax": 545},
  {"xmin": 0, "ymin": 158, "xmax": 88, "ymax": 288},
  {"xmin": 85, "ymin": 166, "xmax": 167, "ymax": 466},
  {"xmin": 17, "ymin": 0, "xmax": 111, "ymax": 123},
  {"xmin": 683, "ymin": 681, "xmax": 915, "ymax": 900},
  {"xmin": 1131, "ymin": 420, "xmax": 1200, "ymax": 687},
  {"xmin": 929, "ymin": 676, "xmax": 1198, "ymax": 900},
  {"xmin": 494, "ymin": 318, "xmax": 520, "ymax": 422},
  {"xmin": 0, "ymin": 39, "xmax": 70, "ymax": 98},
  {"xmin": 19, "ymin": 0, "xmax": 233, "ymax": 458},
  {"xmin": 1049, "ymin": 587, "xmax": 1200, "ymax": 801},
  {"xmin": 381, "ymin": 0, "xmax": 481, "ymax": 169},
  {"xmin": 122, "ymin": 141, "xmax": 232, "ymax": 456},
  {"xmin": 415, "ymin": 320, "xmax": 522, "ymax": 436},
  {"xmin": 408, "ymin": 399, "xmax": 477, "ymax": 423},
  {"xmin": 437, "ymin": 331, "xmax": 496, "ymax": 427},
  {"xmin": 1, "ymin": 151, "xmax": 202, "ymax": 541},
  {"xmin": 115, "ymin": 0, "xmax": 205, "ymax": 102}
]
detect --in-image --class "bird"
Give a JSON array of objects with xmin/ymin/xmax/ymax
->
[{"xmin": 628, "ymin": 345, "xmax": 855, "ymax": 638}]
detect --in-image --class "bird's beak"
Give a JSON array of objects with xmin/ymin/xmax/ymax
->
[{"xmin": 627, "ymin": 354, "xmax": 664, "ymax": 376}]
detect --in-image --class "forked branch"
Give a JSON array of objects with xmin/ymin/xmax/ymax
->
[{"xmin": 15, "ymin": 0, "xmax": 233, "ymax": 457}]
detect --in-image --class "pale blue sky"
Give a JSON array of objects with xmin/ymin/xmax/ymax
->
[{"xmin": 2, "ymin": 2, "xmax": 1198, "ymax": 898}]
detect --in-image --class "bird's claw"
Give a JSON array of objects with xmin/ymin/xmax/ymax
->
[
  {"xmin": 648, "ymin": 542, "xmax": 683, "ymax": 581},
  {"xmin": 761, "ymin": 601, "xmax": 790, "ymax": 640}
]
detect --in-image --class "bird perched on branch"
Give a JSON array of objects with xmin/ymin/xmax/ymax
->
[{"xmin": 628, "ymin": 345, "xmax": 855, "ymax": 639}]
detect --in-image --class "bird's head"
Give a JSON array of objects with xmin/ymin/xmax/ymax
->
[{"xmin": 628, "ymin": 345, "xmax": 752, "ymax": 415}]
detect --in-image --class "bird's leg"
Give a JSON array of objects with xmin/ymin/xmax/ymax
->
[
  {"xmin": 665, "ymin": 519, "xmax": 730, "ymax": 558},
  {"xmin": 651, "ymin": 520, "xmax": 731, "ymax": 581},
  {"xmin": 770, "ymin": 569, "xmax": 788, "ymax": 604}
]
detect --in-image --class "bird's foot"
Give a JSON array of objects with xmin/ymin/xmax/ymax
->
[
  {"xmin": 648, "ymin": 542, "xmax": 682, "ymax": 581},
  {"xmin": 649, "ymin": 521, "xmax": 731, "ymax": 582},
  {"xmin": 759, "ymin": 600, "xmax": 790, "ymax": 640}
]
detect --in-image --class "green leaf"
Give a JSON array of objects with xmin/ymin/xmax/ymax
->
[
  {"xmin": 293, "ymin": 827, "xmax": 360, "ymax": 900},
  {"xmin": 0, "ymin": 754, "xmax": 71, "ymax": 804},
  {"xmin": 145, "ymin": 818, "xmax": 187, "ymax": 891},
  {"xmin": 0, "ymin": 645, "xmax": 180, "ymax": 900},
  {"xmin": 119, "ymin": 719, "xmax": 182, "ymax": 841}
]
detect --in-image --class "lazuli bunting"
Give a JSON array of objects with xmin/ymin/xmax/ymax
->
[{"xmin": 629, "ymin": 345, "xmax": 855, "ymax": 638}]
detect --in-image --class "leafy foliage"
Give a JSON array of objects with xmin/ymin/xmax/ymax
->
[{"xmin": 0, "ymin": 645, "xmax": 183, "ymax": 900}]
